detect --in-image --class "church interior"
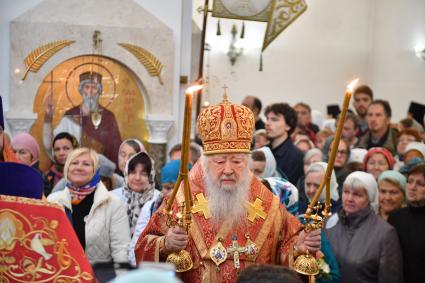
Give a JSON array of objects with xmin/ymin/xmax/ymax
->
[{"xmin": 1, "ymin": 0, "xmax": 425, "ymax": 282}]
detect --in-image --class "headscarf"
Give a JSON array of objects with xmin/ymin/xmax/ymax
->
[
  {"xmin": 400, "ymin": 157, "xmax": 425, "ymax": 175},
  {"xmin": 347, "ymin": 148, "xmax": 368, "ymax": 165},
  {"xmin": 378, "ymin": 170, "xmax": 406, "ymax": 193},
  {"xmin": 303, "ymin": 148, "xmax": 323, "ymax": 163},
  {"xmin": 123, "ymin": 151, "xmax": 155, "ymax": 236},
  {"xmin": 111, "ymin": 269, "xmax": 182, "ymax": 283},
  {"xmin": 11, "ymin": 132, "xmax": 40, "ymax": 165},
  {"xmin": 160, "ymin": 159, "xmax": 192, "ymax": 184},
  {"xmin": 404, "ymin": 142, "xmax": 425, "ymax": 159},
  {"xmin": 343, "ymin": 171, "xmax": 378, "ymax": 210},
  {"xmin": 305, "ymin": 162, "xmax": 339, "ymax": 202},
  {"xmin": 255, "ymin": 146, "xmax": 281, "ymax": 178},
  {"xmin": 66, "ymin": 169, "xmax": 100, "ymax": 205},
  {"xmin": 119, "ymin": 138, "xmax": 146, "ymax": 153},
  {"xmin": 364, "ymin": 147, "xmax": 395, "ymax": 170},
  {"xmin": 264, "ymin": 177, "xmax": 299, "ymax": 215}
]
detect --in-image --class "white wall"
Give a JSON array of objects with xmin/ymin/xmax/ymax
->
[
  {"xmin": 193, "ymin": 0, "xmax": 425, "ymax": 122},
  {"xmin": 0, "ymin": 0, "xmax": 193, "ymax": 147},
  {"xmin": 0, "ymin": 0, "xmax": 43, "ymax": 111}
]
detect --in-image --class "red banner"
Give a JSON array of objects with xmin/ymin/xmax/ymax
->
[{"xmin": 0, "ymin": 195, "xmax": 95, "ymax": 283}]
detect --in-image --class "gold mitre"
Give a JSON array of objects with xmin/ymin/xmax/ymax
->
[{"xmin": 197, "ymin": 91, "xmax": 255, "ymax": 155}]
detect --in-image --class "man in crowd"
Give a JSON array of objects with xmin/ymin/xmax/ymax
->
[
  {"xmin": 293, "ymin": 102, "xmax": 320, "ymax": 142},
  {"xmin": 358, "ymin": 99, "xmax": 398, "ymax": 155},
  {"xmin": 135, "ymin": 96, "xmax": 321, "ymax": 282},
  {"xmin": 265, "ymin": 103, "xmax": 304, "ymax": 184},
  {"xmin": 337, "ymin": 112, "xmax": 359, "ymax": 148},
  {"xmin": 242, "ymin": 95, "xmax": 265, "ymax": 130},
  {"xmin": 352, "ymin": 85, "xmax": 373, "ymax": 137}
]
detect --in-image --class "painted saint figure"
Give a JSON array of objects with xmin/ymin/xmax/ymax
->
[{"xmin": 43, "ymin": 71, "xmax": 122, "ymax": 164}]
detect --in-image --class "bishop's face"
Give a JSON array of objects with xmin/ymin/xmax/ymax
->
[{"xmin": 206, "ymin": 153, "xmax": 249, "ymax": 191}]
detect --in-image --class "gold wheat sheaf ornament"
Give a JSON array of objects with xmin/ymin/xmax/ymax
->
[
  {"xmin": 22, "ymin": 40, "xmax": 75, "ymax": 80},
  {"xmin": 118, "ymin": 43, "xmax": 164, "ymax": 85}
]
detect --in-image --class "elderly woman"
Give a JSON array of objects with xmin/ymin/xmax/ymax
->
[
  {"xmin": 111, "ymin": 151, "xmax": 160, "ymax": 266},
  {"xmin": 44, "ymin": 132, "xmax": 78, "ymax": 196},
  {"xmin": 118, "ymin": 139, "xmax": 145, "ymax": 175},
  {"xmin": 12, "ymin": 132, "xmax": 40, "ymax": 170},
  {"xmin": 377, "ymin": 171, "xmax": 406, "ymax": 220},
  {"xmin": 364, "ymin": 147, "xmax": 395, "ymax": 180},
  {"xmin": 250, "ymin": 146, "xmax": 281, "ymax": 178},
  {"xmin": 296, "ymin": 148, "xmax": 323, "ymax": 210},
  {"xmin": 388, "ymin": 159, "xmax": 425, "ymax": 283},
  {"xmin": 47, "ymin": 147, "xmax": 130, "ymax": 264},
  {"xmin": 297, "ymin": 162, "xmax": 340, "ymax": 215},
  {"xmin": 294, "ymin": 162, "xmax": 341, "ymax": 283},
  {"xmin": 325, "ymin": 171, "xmax": 403, "ymax": 283}
]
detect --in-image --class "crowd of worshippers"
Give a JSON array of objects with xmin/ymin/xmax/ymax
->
[{"xmin": 1, "ymin": 84, "xmax": 425, "ymax": 283}]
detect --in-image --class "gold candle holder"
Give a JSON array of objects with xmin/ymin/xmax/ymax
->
[
  {"xmin": 294, "ymin": 78, "xmax": 359, "ymax": 282},
  {"xmin": 164, "ymin": 84, "xmax": 203, "ymax": 272}
]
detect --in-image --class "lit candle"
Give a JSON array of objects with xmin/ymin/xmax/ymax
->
[
  {"xmin": 309, "ymin": 78, "xmax": 359, "ymax": 209},
  {"xmin": 165, "ymin": 84, "xmax": 203, "ymax": 214}
]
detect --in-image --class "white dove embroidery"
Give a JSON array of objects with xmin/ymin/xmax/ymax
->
[{"xmin": 30, "ymin": 233, "xmax": 52, "ymax": 260}]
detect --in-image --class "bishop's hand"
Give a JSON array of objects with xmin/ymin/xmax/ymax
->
[
  {"xmin": 295, "ymin": 229, "xmax": 321, "ymax": 255},
  {"xmin": 163, "ymin": 226, "xmax": 189, "ymax": 254}
]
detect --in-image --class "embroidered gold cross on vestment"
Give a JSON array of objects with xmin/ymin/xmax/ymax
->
[
  {"xmin": 191, "ymin": 193, "xmax": 211, "ymax": 219},
  {"xmin": 246, "ymin": 198, "xmax": 267, "ymax": 222}
]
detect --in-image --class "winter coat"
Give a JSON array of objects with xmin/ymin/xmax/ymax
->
[
  {"xmin": 110, "ymin": 187, "xmax": 161, "ymax": 266},
  {"xmin": 325, "ymin": 206, "xmax": 403, "ymax": 283},
  {"xmin": 47, "ymin": 181, "xmax": 131, "ymax": 264}
]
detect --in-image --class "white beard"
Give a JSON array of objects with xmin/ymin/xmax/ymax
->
[
  {"xmin": 83, "ymin": 94, "xmax": 99, "ymax": 112},
  {"xmin": 203, "ymin": 158, "xmax": 251, "ymax": 226}
]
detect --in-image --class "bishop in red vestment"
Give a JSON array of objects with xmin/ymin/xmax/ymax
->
[{"xmin": 135, "ymin": 95, "xmax": 321, "ymax": 282}]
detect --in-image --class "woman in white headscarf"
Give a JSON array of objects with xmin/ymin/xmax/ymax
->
[
  {"xmin": 297, "ymin": 162, "xmax": 340, "ymax": 215},
  {"xmin": 250, "ymin": 146, "xmax": 282, "ymax": 178},
  {"xmin": 325, "ymin": 171, "xmax": 403, "ymax": 283}
]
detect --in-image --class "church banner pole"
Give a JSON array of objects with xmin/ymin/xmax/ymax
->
[{"xmin": 195, "ymin": 0, "xmax": 210, "ymax": 119}]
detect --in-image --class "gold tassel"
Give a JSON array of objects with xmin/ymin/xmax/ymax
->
[
  {"xmin": 309, "ymin": 275, "xmax": 315, "ymax": 283},
  {"xmin": 259, "ymin": 52, "xmax": 263, "ymax": 71},
  {"xmin": 216, "ymin": 19, "xmax": 221, "ymax": 36},
  {"xmin": 240, "ymin": 21, "xmax": 245, "ymax": 38}
]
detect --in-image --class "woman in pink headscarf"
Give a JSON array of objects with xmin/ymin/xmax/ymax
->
[{"xmin": 12, "ymin": 132, "xmax": 40, "ymax": 170}]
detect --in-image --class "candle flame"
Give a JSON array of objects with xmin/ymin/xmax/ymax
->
[
  {"xmin": 186, "ymin": 84, "xmax": 204, "ymax": 94},
  {"xmin": 347, "ymin": 78, "xmax": 360, "ymax": 93}
]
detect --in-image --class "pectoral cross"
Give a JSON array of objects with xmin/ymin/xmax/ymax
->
[
  {"xmin": 246, "ymin": 198, "xmax": 267, "ymax": 222},
  {"xmin": 226, "ymin": 235, "xmax": 247, "ymax": 271},
  {"xmin": 191, "ymin": 193, "xmax": 211, "ymax": 219}
]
